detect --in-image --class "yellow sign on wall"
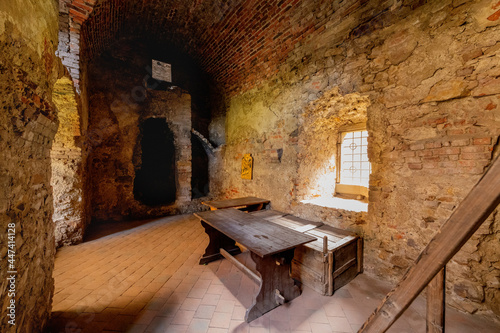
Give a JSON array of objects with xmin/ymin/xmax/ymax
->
[{"xmin": 241, "ymin": 153, "xmax": 253, "ymax": 180}]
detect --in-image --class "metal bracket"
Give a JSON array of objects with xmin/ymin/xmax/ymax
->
[{"xmin": 274, "ymin": 289, "xmax": 285, "ymax": 305}]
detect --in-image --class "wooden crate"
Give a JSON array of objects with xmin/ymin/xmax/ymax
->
[{"xmin": 291, "ymin": 225, "xmax": 363, "ymax": 296}]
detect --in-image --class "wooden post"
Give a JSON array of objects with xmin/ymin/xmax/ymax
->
[
  {"xmin": 327, "ymin": 252, "xmax": 334, "ymax": 295},
  {"xmin": 357, "ymin": 238, "xmax": 364, "ymax": 273},
  {"xmin": 323, "ymin": 235, "xmax": 335, "ymax": 295},
  {"xmin": 359, "ymin": 154, "xmax": 500, "ymax": 333},
  {"xmin": 427, "ymin": 267, "xmax": 446, "ymax": 333},
  {"xmin": 323, "ymin": 235, "xmax": 328, "ymax": 256}
]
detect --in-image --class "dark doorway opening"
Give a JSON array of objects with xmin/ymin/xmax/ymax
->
[
  {"xmin": 134, "ymin": 118, "xmax": 176, "ymax": 206},
  {"xmin": 191, "ymin": 136, "xmax": 209, "ymax": 198}
]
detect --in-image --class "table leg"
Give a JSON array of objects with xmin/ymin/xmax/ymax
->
[
  {"xmin": 199, "ymin": 221, "xmax": 241, "ymax": 265},
  {"xmin": 245, "ymin": 250, "xmax": 301, "ymax": 322}
]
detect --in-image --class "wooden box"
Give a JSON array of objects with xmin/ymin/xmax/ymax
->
[
  {"xmin": 290, "ymin": 225, "xmax": 363, "ymax": 296},
  {"xmin": 250, "ymin": 210, "xmax": 363, "ymax": 296}
]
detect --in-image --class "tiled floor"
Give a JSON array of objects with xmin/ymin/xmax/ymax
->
[{"xmin": 47, "ymin": 214, "xmax": 500, "ymax": 333}]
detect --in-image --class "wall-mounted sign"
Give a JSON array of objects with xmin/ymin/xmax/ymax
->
[
  {"xmin": 152, "ymin": 60, "xmax": 172, "ymax": 82},
  {"xmin": 241, "ymin": 153, "xmax": 253, "ymax": 180}
]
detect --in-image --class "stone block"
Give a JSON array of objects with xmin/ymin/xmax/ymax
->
[
  {"xmin": 451, "ymin": 138, "xmax": 470, "ymax": 146},
  {"xmin": 409, "ymin": 143, "xmax": 424, "ymax": 151},
  {"xmin": 408, "ymin": 163, "xmax": 423, "ymax": 170},
  {"xmin": 461, "ymin": 145, "xmax": 487, "ymax": 153},
  {"xmin": 472, "ymin": 77, "xmax": 500, "ymax": 97},
  {"xmin": 472, "ymin": 137, "xmax": 492, "ymax": 145},
  {"xmin": 460, "ymin": 152, "xmax": 491, "ymax": 160},
  {"xmin": 422, "ymin": 79, "xmax": 469, "ymax": 103},
  {"xmin": 406, "ymin": 156, "xmax": 422, "ymax": 163}
]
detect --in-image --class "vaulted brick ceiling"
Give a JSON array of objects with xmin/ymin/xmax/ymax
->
[
  {"xmin": 60, "ymin": 0, "xmax": 416, "ymax": 95},
  {"xmin": 79, "ymin": 0, "xmax": 330, "ymax": 94}
]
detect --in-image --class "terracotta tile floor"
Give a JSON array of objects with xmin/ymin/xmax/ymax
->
[{"xmin": 47, "ymin": 214, "xmax": 500, "ymax": 333}]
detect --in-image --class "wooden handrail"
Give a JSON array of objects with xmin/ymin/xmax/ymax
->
[{"xmin": 359, "ymin": 153, "xmax": 500, "ymax": 333}]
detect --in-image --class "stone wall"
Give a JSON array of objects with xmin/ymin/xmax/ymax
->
[
  {"xmin": 61, "ymin": 0, "xmax": 500, "ymax": 318},
  {"xmin": 0, "ymin": 0, "xmax": 60, "ymax": 331},
  {"xmin": 85, "ymin": 40, "xmax": 210, "ymax": 221},
  {"xmin": 51, "ymin": 76, "xmax": 87, "ymax": 247},
  {"xmin": 215, "ymin": 0, "xmax": 500, "ymax": 317}
]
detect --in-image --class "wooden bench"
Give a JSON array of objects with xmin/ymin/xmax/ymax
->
[
  {"xmin": 201, "ymin": 196, "xmax": 270, "ymax": 211},
  {"xmin": 250, "ymin": 210, "xmax": 363, "ymax": 296},
  {"xmin": 194, "ymin": 208, "xmax": 316, "ymax": 322}
]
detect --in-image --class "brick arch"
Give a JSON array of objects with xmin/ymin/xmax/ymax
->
[{"xmin": 58, "ymin": 0, "xmax": 364, "ymax": 96}]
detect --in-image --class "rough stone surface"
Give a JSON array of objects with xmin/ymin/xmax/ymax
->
[
  {"xmin": 85, "ymin": 40, "xmax": 212, "ymax": 221},
  {"xmin": 1, "ymin": 0, "xmax": 499, "ymax": 330},
  {"xmin": 0, "ymin": 0, "xmax": 60, "ymax": 332},
  {"xmin": 209, "ymin": 0, "xmax": 500, "ymax": 318},
  {"xmin": 51, "ymin": 76, "xmax": 87, "ymax": 247}
]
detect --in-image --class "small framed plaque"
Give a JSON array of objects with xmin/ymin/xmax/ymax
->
[
  {"xmin": 241, "ymin": 153, "xmax": 253, "ymax": 180},
  {"xmin": 152, "ymin": 60, "xmax": 172, "ymax": 82}
]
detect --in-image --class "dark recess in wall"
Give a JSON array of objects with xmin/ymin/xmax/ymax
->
[
  {"xmin": 191, "ymin": 136, "xmax": 210, "ymax": 198},
  {"xmin": 134, "ymin": 118, "xmax": 176, "ymax": 205}
]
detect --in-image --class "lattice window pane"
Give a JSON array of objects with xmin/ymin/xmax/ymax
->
[{"xmin": 340, "ymin": 130, "xmax": 371, "ymax": 186}]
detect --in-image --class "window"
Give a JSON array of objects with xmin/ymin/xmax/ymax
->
[{"xmin": 335, "ymin": 124, "xmax": 371, "ymax": 200}]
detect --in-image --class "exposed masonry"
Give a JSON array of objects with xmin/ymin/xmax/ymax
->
[
  {"xmin": 12, "ymin": 0, "xmax": 498, "ymax": 327},
  {"xmin": 210, "ymin": 0, "xmax": 500, "ymax": 318},
  {"xmin": 0, "ymin": 2, "xmax": 60, "ymax": 329},
  {"xmin": 59, "ymin": 0, "xmax": 422, "ymax": 95},
  {"xmin": 51, "ymin": 76, "xmax": 87, "ymax": 247},
  {"xmin": 2, "ymin": 1, "xmax": 500, "ymax": 333}
]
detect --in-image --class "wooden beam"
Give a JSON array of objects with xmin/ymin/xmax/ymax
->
[
  {"xmin": 427, "ymin": 267, "xmax": 446, "ymax": 333},
  {"xmin": 219, "ymin": 248, "xmax": 262, "ymax": 285},
  {"xmin": 359, "ymin": 154, "xmax": 500, "ymax": 333}
]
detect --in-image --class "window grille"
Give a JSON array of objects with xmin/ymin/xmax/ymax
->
[{"xmin": 339, "ymin": 130, "xmax": 370, "ymax": 187}]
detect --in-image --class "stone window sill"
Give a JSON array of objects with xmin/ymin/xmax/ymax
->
[
  {"xmin": 334, "ymin": 184, "xmax": 368, "ymax": 199},
  {"xmin": 301, "ymin": 196, "xmax": 368, "ymax": 213}
]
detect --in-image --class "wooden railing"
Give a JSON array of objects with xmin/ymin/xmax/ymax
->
[{"xmin": 359, "ymin": 153, "xmax": 500, "ymax": 333}]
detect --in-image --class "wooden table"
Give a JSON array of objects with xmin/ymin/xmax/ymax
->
[
  {"xmin": 201, "ymin": 196, "xmax": 270, "ymax": 211},
  {"xmin": 195, "ymin": 209, "xmax": 316, "ymax": 322}
]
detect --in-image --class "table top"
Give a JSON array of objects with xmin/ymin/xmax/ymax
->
[
  {"xmin": 194, "ymin": 209, "xmax": 316, "ymax": 258},
  {"xmin": 201, "ymin": 196, "xmax": 270, "ymax": 209}
]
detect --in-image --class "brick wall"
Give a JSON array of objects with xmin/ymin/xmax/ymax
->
[
  {"xmin": 0, "ymin": 1, "xmax": 60, "ymax": 331},
  {"xmin": 63, "ymin": 0, "xmax": 410, "ymax": 95}
]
